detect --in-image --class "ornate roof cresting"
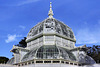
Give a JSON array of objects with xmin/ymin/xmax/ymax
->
[{"xmin": 48, "ymin": 2, "xmax": 54, "ymax": 18}]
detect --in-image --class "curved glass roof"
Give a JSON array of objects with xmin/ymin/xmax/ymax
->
[
  {"xmin": 22, "ymin": 45, "xmax": 76, "ymax": 62},
  {"xmin": 22, "ymin": 47, "xmax": 38, "ymax": 62},
  {"xmin": 27, "ymin": 18, "xmax": 75, "ymax": 40},
  {"xmin": 7, "ymin": 57, "xmax": 14, "ymax": 64},
  {"xmin": 78, "ymin": 53, "xmax": 96, "ymax": 64}
]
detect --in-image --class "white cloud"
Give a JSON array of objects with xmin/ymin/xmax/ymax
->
[
  {"xmin": 76, "ymin": 28, "xmax": 100, "ymax": 44},
  {"xmin": 5, "ymin": 34, "xmax": 22, "ymax": 43},
  {"xmin": 19, "ymin": 25, "xmax": 26, "ymax": 29},
  {"xmin": 16, "ymin": 0, "xmax": 40, "ymax": 6},
  {"xmin": 4, "ymin": 0, "xmax": 40, "ymax": 6},
  {"xmin": 76, "ymin": 20, "xmax": 100, "ymax": 45}
]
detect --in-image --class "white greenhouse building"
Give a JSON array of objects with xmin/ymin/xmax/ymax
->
[{"xmin": 1, "ymin": 2, "xmax": 96, "ymax": 67}]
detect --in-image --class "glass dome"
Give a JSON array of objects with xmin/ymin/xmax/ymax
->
[
  {"xmin": 27, "ymin": 18, "xmax": 75, "ymax": 40},
  {"xmin": 22, "ymin": 45, "xmax": 76, "ymax": 62}
]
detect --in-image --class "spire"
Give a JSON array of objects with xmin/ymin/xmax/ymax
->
[{"xmin": 48, "ymin": 2, "xmax": 54, "ymax": 18}]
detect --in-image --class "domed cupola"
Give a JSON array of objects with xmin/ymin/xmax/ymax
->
[{"xmin": 26, "ymin": 2, "xmax": 76, "ymax": 50}]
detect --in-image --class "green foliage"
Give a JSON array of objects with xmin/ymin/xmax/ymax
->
[
  {"xmin": 87, "ymin": 45, "xmax": 100, "ymax": 63},
  {"xmin": 15, "ymin": 37, "xmax": 27, "ymax": 48},
  {"xmin": 0, "ymin": 57, "xmax": 9, "ymax": 64}
]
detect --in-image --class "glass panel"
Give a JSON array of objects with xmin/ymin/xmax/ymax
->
[
  {"xmin": 36, "ymin": 45, "xmax": 59, "ymax": 59},
  {"xmin": 69, "ymin": 30, "xmax": 74, "ymax": 39},
  {"xmin": 58, "ymin": 46, "xmax": 76, "ymax": 61},
  {"xmin": 21, "ymin": 47, "xmax": 38, "ymax": 62},
  {"xmin": 45, "ymin": 36, "xmax": 54, "ymax": 40}
]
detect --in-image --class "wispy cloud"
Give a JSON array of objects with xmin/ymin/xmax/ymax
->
[
  {"xmin": 15, "ymin": 0, "xmax": 40, "ymax": 6},
  {"xmin": 1, "ymin": 0, "xmax": 40, "ymax": 6},
  {"xmin": 19, "ymin": 25, "xmax": 26, "ymax": 29},
  {"xmin": 75, "ymin": 20, "xmax": 100, "ymax": 45},
  {"xmin": 76, "ymin": 28, "xmax": 100, "ymax": 44},
  {"xmin": 5, "ymin": 34, "xmax": 22, "ymax": 43}
]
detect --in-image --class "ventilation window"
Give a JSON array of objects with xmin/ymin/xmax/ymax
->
[
  {"xmin": 25, "ymin": 63, "xmax": 27, "ymax": 65},
  {"xmin": 74, "ymin": 63, "xmax": 77, "ymax": 65},
  {"xmin": 18, "ymin": 64, "xmax": 20, "ymax": 66},
  {"xmin": 32, "ymin": 61, "xmax": 34, "ymax": 64},
  {"xmin": 44, "ymin": 61, "xmax": 51, "ymax": 63},
  {"xmin": 70, "ymin": 63, "xmax": 73, "ymax": 65},
  {"xmin": 61, "ymin": 61, "xmax": 64, "ymax": 63},
  {"xmin": 66, "ymin": 62, "xmax": 69, "ymax": 64},
  {"xmin": 22, "ymin": 64, "xmax": 24, "ymax": 66},
  {"xmin": 36, "ymin": 61, "xmax": 43, "ymax": 63},
  {"xmin": 53, "ymin": 61, "xmax": 60, "ymax": 63},
  {"xmin": 78, "ymin": 64, "xmax": 81, "ymax": 66},
  {"xmin": 28, "ymin": 62, "xmax": 31, "ymax": 64}
]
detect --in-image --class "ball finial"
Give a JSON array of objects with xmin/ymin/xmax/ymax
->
[{"xmin": 50, "ymin": 2, "xmax": 52, "ymax": 4}]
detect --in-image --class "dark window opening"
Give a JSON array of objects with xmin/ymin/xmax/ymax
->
[
  {"xmin": 36, "ymin": 61, "xmax": 43, "ymax": 63},
  {"xmin": 44, "ymin": 61, "xmax": 51, "ymax": 63},
  {"xmin": 66, "ymin": 62, "xmax": 69, "ymax": 64},
  {"xmin": 22, "ymin": 64, "xmax": 23, "ymax": 66},
  {"xmin": 53, "ymin": 61, "xmax": 60, "ymax": 63},
  {"xmin": 78, "ymin": 64, "xmax": 81, "ymax": 66},
  {"xmin": 32, "ymin": 61, "xmax": 34, "ymax": 64},
  {"xmin": 74, "ymin": 63, "xmax": 77, "ymax": 65},
  {"xmin": 70, "ymin": 63, "xmax": 73, "ymax": 65},
  {"xmin": 28, "ymin": 62, "xmax": 31, "ymax": 64},
  {"xmin": 61, "ymin": 61, "xmax": 64, "ymax": 63}
]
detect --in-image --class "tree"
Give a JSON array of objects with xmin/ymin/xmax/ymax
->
[
  {"xmin": 0, "ymin": 57, "xmax": 9, "ymax": 64},
  {"xmin": 87, "ymin": 45, "xmax": 100, "ymax": 63},
  {"xmin": 15, "ymin": 37, "xmax": 27, "ymax": 48}
]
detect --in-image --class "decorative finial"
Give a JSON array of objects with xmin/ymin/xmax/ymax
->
[{"xmin": 48, "ymin": 2, "xmax": 54, "ymax": 18}]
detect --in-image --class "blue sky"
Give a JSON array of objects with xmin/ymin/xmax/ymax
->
[{"xmin": 0, "ymin": 0, "xmax": 100, "ymax": 59}]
